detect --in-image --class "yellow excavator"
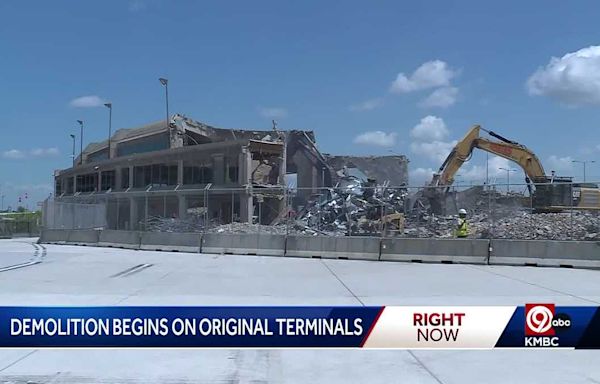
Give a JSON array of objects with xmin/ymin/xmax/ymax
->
[{"xmin": 426, "ymin": 125, "xmax": 600, "ymax": 213}]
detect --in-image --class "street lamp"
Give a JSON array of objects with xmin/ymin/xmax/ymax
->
[
  {"xmin": 76, "ymin": 120, "xmax": 83, "ymax": 165},
  {"xmin": 69, "ymin": 134, "xmax": 75, "ymax": 167},
  {"xmin": 499, "ymin": 167, "xmax": 517, "ymax": 194},
  {"xmin": 159, "ymin": 78, "xmax": 169, "ymax": 127},
  {"xmin": 572, "ymin": 160, "xmax": 595, "ymax": 183},
  {"xmin": 104, "ymin": 102, "xmax": 112, "ymax": 159}
]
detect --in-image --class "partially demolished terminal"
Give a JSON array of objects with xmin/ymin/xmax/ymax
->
[{"xmin": 53, "ymin": 115, "xmax": 409, "ymax": 232}]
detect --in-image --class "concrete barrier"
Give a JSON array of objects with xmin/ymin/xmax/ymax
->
[
  {"xmin": 285, "ymin": 235, "xmax": 381, "ymax": 260},
  {"xmin": 98, "ymin": 230, "xmax": 141, "ymax": 249},
  {"xmin": 140, "ymin": 232, "xmax": 201, "ymax": 253},
  {"xmin": 380, "ymin": 238, "xmax": 489, "ymax": 264},
  {"xmin": 66, "ymin": 229, "xmax": 100, "ymax": 246},
  {"xmin": 202, "ymin": 233, "xmax": 285, "ymax": 256},
  {"xmin": 39, "ymin": 229, "xmax": 70, "ymax": 244},
  {"xmin": 490, "ymin": 239, "xmax": 600, "ymax": 268}
]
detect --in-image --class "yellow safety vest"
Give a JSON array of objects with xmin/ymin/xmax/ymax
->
[{"xmin": 456, "ymin": 218, "xmax": 468, "ymax": 238}]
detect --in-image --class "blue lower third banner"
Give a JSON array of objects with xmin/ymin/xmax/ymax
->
[{"xmin": 1, "ymin": 305, "xmax": 600, "ymax": 348}]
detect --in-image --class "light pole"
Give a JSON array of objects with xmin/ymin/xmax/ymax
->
[
  {"xmin": 70, "ymin": 134, "xmax": 75, "ymax": 167},
  {"xmin": 159, "ymin": 78, "xmax": 169, "ymax": 126},
  {"xmin": 77, "ymin": 120, "xmax": 84, "ymax": 165},
  {"xmin": 499, "ymin": 167, "xmax": 517, "ymax": 194},
  {"xmin": 455, "ymin": 174, "xmax": 463, "ymax": 188},
  {"xmin": 572, "ymin": 160, "xmax": 595, "ymax": 183},
  {"xmin": 104, "ymin": 102, "xmax": 112, "ymax": 159}
]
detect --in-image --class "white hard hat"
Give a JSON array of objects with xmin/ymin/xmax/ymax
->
[{"xmin": 458, "ymin": 209, "xmax": 467, "ymax": 215}]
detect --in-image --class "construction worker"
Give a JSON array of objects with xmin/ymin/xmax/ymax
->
[{"xmin": 456, "ymin": 208, "xmax": 468, "ymax": 238}]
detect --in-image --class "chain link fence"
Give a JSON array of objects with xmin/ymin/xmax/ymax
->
[
  {"xmin": 42, "ymin": 199, "xmax": 107, "ymax": 230},
  {"xmin": 0, "ymin": 213, "xmax": 42, "ymax": 238},
  {"xmin": 41, "ymin": 181, "xmax": 600, "ymax": 241}
]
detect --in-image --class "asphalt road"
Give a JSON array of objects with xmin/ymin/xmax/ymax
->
[{"xmin": 0, "ymin": 238, "xmax": 599, "ymax": 383}]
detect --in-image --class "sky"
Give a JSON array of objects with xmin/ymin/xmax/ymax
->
[{"xmin": 2, "ymin": 0, "xmax": 600, "ymax": 209}]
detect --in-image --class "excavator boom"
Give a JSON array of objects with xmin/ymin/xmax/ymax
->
[
  {"xmin": 432, "ymin": 125, "xmax": 547, "ymax": 188},
  {"xmin": 425, "ymin": 124, "xmax": 600, "ymax": 214}
]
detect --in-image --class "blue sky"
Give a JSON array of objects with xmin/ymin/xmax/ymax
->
[{"xmin": 2, "ymin": 0, "xmax": 600, "ymax": 208}]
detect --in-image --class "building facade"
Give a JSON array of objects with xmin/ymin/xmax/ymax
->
[{"xmin": 54, "ymin": 115, "xmax": 288, "ymax": 229}]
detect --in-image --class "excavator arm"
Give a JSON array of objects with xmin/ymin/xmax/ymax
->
[{"xmin": 432, "ymin": 125, "xmax": 548, "ymax": 189}]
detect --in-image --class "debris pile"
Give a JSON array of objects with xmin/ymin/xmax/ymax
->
[
  {"xmin": 207, "ymin": 222, "xmax": 290, "ymax": 235},
  {"xmin": 403, "ymin": 210, "xmax": 600, "ymax": 240},
  {"xmin": 144, "ymin": 215, "xmax": 205, "ymax": 233},
  {"xmin": 295, "ymin": 176, "xmax": 408, "ymax": 236},
  {"xmin": 143, "ymin": 182, "xmax": 599, "ymax": 241}
]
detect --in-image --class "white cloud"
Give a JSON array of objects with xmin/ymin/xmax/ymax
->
[
  {"xmin": 410, "ymin": 115, "xmax": 449, "ymax": 141},
  {"xmin": 2, "ymin": 149, "xmax": 24, "ymax": 159},
  {"xmin": 527, "ymin": 46, "xmax": 600, "ymax": 106},
  {"xmin": 410, "ymin": 157, "xmax": 525, "ymax": 187},
  {"xmin": 353, "ymin": 131, "xmax": 397, "ymax": 147},
  {"xmin": 2, "ymin": 148, "xmax": 60, "ymax": 160},
  {"xmin": 409, "ymin": 167, "xmax": 436, "ymax": 186},
  {"xmin": 409, "ymin": 116, "xmax": 456, "ymax": 163},
  {"xmin": 258, "ymin": 107, "xmax": 288, "ymax": 119},
  {"xmin": 349, "ymin": 98, "xmax": 384, "ymax": 112},
  {"xmin": 69, "ymin": 95, "xmax": 106, "ymax": 108},
  {"xmin": 419, "ymin": 87, "xmax": 458, "ymax": 108},
  {"xmin": 459, "ymin": 156, "xmax": 512, "ymax": 182},
  {"xmin": 410, "ymin": 140, "xmax": 457, "ymax": 163},
  {"xmin": 390, "ymin": 60, "xmax": 457, "ymax": 94},
  {"xmin": 546, "ymin": 155, "xmax": 574, "ymax": 174}
]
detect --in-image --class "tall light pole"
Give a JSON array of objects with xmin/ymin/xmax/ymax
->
[
  {"xmin": 499, "ymin": 167, "xmax": 517, "ymax": 194},
  {"xmin": 572, "ymin": 160, "xmax": 595, "ymax": 183},
  {"xmin": 70, "ymin": 134, "xmax": 76, "ymax": 167},
  {"xmin": 159, "ymin": 78, "xmax": 169, "ymax": 127},
  {"xmin": 104, "ymin": 102, "xmax": 112, "ymax": 159},
  {"xmin": 77, "ymin": 120, "xmax": 84, "ymax": 165}
]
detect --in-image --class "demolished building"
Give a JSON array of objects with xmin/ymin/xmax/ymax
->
[
  {"xmin": 53, "ymin": 114, "xmax": 411, "ymax": 232},
  {"xmin": 54, "ymin": 114, "xmax": 329, "ymax": 229}
]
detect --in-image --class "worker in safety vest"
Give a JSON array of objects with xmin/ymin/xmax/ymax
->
[{"xmin": 455, "ymin": 208, "xmax": 468, "ymax": 238}]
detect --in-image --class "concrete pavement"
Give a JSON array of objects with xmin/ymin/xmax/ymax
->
[{"xmin": 0, "ymin": 238, "xmax": 599, "ymax": 383}]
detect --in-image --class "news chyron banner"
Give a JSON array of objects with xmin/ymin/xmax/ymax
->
[{"xmin": 1, "ymin": 305, "xmax": 600, "ymax": 348}]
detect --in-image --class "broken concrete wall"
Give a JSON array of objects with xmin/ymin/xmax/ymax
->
[{"xmin": 324, "ymin": 155, "xmax": 409, "ymax": 187}]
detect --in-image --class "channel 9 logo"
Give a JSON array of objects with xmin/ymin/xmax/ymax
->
[{"xmin": 524, "ymin": 304, "xmax": 571, "ymax": 347}]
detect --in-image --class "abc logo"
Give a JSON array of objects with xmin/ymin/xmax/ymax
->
[
  {"xmin": 552, "ymin": 313, "xmax": 571, "ymax": 330},
  {"xmin": 525, "ymin": 304, "xmax": 571, "ymax": 336}
]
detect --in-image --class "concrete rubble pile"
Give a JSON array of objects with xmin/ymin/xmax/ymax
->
[
  {"xmin": 405, "ymin": 208, "xmax": 600, "ymax": 241},
  {"xmin": 208, "ymin": 222, "xmax": 289, "ymax": 235},
  {"xmin": 295, "ymin": 176, "xmax": 408, "ymax": 236},
  {"xmin": 144, "ymin": 214, "xmax": 205, "ymax": 233}
]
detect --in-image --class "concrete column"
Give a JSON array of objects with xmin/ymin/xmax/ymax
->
[
  {"xmin": 238, "ymin": 150, "xmax": 249, "ymax": 185},
  {"xmin": 97, "ymin": 171, "xmax": 102, "ymax": 192},
  {"xmin": 129, "ymin": 197, "xmax": 138, "ymax": 230},
  {"xmin": 178, "ymin": 195, "xmax": 187, "ymax": 219},
  {"xmin": 211, "ymin": 154, "xmax": 225, "ymax": 185},
  {"xmin": 115, "ymin": 168, "xmax": 122, "ymax": 190},
  {"xmin": 129, "ymin": 165, "xmax": 134, "ymax": 188},
  {"xmin": 240, "ymin": 193, "xmax": 253, "ymax": 223},
  {"xmin": 177, "ymin": 160, "xmax": 184, "ymax": 185},
  {"xmin": 280, "ymin": 134, "xmax": 287, "ymax": 185}
]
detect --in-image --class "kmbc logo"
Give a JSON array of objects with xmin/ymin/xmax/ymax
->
[
  {"xmin": 524, "ymin": 304, "xmax": 571, "ymax": 347},
  {"xmin": 525, "ymin": 304, "xmax": 556, "ymax": 336}
]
